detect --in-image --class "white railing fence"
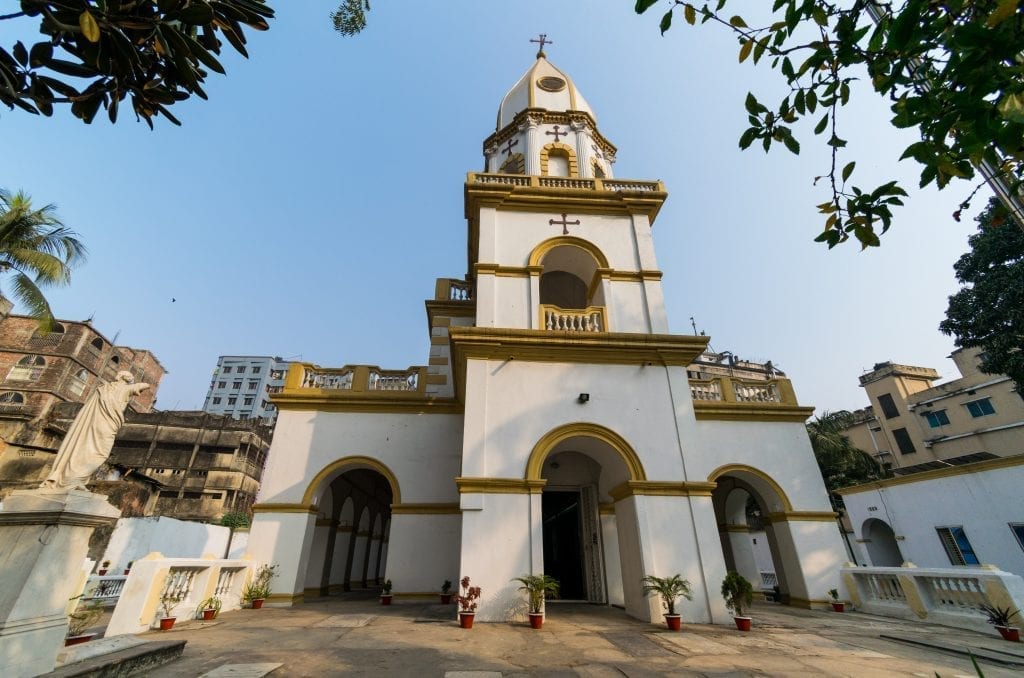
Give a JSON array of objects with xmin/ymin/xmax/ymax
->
[
  {"xmin": 105, "ymin": 554, "xmax": 258, "ymax": 636},
  {"xmin": 841, "ymin": 564, "xmax": 1024, "ymax": 634}
]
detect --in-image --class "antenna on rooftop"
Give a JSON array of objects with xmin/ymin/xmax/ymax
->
[
  {"xmin": 112, "ymin": 330, "xmax": 121, "ymax": 344},
  {"xmin": 689, "ymin": 316, "xmax": 698, "ymax": 335}
]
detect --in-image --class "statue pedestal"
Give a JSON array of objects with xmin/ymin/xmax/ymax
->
[{"xmin": 0, "ymin": 490, "xmax": 120, "ymax": 677}]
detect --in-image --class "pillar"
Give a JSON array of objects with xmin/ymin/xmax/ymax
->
[{"xmin": 247, "ymin": 505, "xmax": 317, "ymax": 605}]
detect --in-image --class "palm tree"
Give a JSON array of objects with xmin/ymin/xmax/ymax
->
[
  {"xmin": 0, "ymin": 189, "xmax": 86, "ymax": 329},
  {"xmin": 806, "ymin": 410, "xmax": 888, "ymax": 508}
]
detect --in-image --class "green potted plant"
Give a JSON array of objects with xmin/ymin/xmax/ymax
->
[
  {"xmin": 642, "ymin": 574, "xmax": 693, "ymax": 631},
  {"xmin": 380, "ymin": 579, "xmax": 393, "ymax": 605},
  {"xmin": 124, "ymin": 561, "xmax": 134, "ymax": 575},
  {"xmin": 828, "ymin": 588, "xmax": 845, "ymax": 613},
  {"xmin": 512, "ymin": 574, "xmax": 560, "ymax": 629},
  {"xmin": 721, "ymin": 571, "xmax": 754, "ymax": 631},
  {"xmin": 440, "ymin": 579, "xmax": 453, "ymax": 605},
  {"xmin": 65, "ymin": 596, "xmax": 104, "ymax": 646},
  {"xmin": 97, "ymin": 560, "xmax": 110, "ymax": 576},
  {"xmin": 199, "ymin": 595, "xmax": 222, "ymax": 621},
  {"xmin": 242, "ymin": 563, "xmax": 277, "ymax": 609},
  {"xmin": 455, "ymin": 576, "xmax": 481, "ymax": 629},
  {"xmin": 978, "ymin": 604, "xmax": 1020, "ymax": 642},
  {"xmin": 158, "ymin": 578, "xmax": 184, "ymax": 630}
]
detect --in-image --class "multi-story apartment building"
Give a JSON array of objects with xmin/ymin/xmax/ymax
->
[
  {"xmin": 0, "ymin": 305, "xmax": 165, "ymax": 447},
  {"xmin": 202, "ymin": 356, "xmax": 290, "ymax": 423},
  {"xmin": 843, "ymin": 347, "xmax": 1023, "ymax": 474}
]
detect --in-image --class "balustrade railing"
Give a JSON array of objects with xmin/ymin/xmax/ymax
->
[
  {"xmin": 468, "ymin": 173, "xmax": 662, "ymax": 193},
  {"xmin": 690, "ymin": 380, "xmax": 722, "ymax": 401},
  {"xmin": 85, "ymin": 575, "xmax": 127, "ymax": 607},
  {"xmin": 734, "ymin": 382, "xmax": 781, "ymax": 403},
  {"xmin": 842, "ymin": 565, "xmax": 1024, "ymax": 634},
  {"xmin": 688, "ymin": 377, "xmax": 793, "ymax": 405},
  {"xmin": 284, "ymin": 364, "xmax": 427, "ymax": 396},
  {"xmin": 301, "ymin": 368, "xmax": 353, "ymax": 390},
  {"xmin": 369, "ymin": 369, "xmax": 418, "ymax": 391},
  {"xmin": 539, "ymin": 177, "xmax": 595, "ymax": 189},
  {"xmin": 541, "ymin": 305, "xmax": 605, "ymax": 332}
]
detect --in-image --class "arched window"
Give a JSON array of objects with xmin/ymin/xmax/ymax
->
[
  {"xmin": 499, "ymin": 153, "xmax": 525, "ymax": 174},
  {"xmin": 29, "ymin": 322, "xmax": 65, "ymax": 348},
  {"xmin": 90, "ymin": 337, "xmax": 104, "ymax": 351},
  {"xmin": 68, "ymin": 368, "xmax": 89, "ymax": 397},
  {"xmin": 546, "ymin": 150, "xmax": 570, "ymax": 177},
  {"xmin": 592, "ymin": 161, "xmax": 606, "ymax": 179},
  {"xmin": 540, "ymin": 143, "xmax": 579, "ymax": 177},
  {"xmin": 0, "ymin": 391, "xmax": 25, "ymax": 411},
  {"xmin": 8, "ymin": 355, "xmax": 46, "ymax": 381}
]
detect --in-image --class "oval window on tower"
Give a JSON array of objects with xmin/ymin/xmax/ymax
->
[{"xmin": 537, "ymin": 76, "xmax": 566, "ymax": 92}]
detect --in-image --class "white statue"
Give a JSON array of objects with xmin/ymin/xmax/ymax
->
[{"xmin": 41, "ymin": 371, "xmax": 150, "ymax": 491}]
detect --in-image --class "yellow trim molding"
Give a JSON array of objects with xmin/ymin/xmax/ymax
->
[
  {"xmin": 274, "ymin": 394, "xmax": 463, "ymax": 415},
  {"xmin": 302, "ymin": 456, "xmax": 403, "ymax": 505},
  {"xmin": 787, "ymin": 597, "xmax": 831, "ymax": 610},
  {"xmin": 599, "ymin": 502, "xmax": 615, "ymax": 515},
  {"xmin": 609, "ymin": 480, "xmax": 717, "ymax": 501},
  {"xmin": 456, "ymin": 477, "xmax": 547, "ymax": 494},
  {"xmin": 539, "ymin": 142, "xmax": 579, "ymax": 177},
  {"xmin": 838, "ymin": 453, "xmax": 1024, "ymax": 495},
  {"xmin": 707, "ymin": 464, "xmax": 795, "ymax": 512},
  {"xmin": 693, "ymin": 401, "xmax": 815, "ymax": 423},
  {"xmin": 390, "ymin": 503, "xmax": 461, "ymax": 515},
  {"xmin": 526, "ymin": 422, "xmax": 646, "ymax": 482},
  {"xmin": 767, "ymin": 511, "xmax": 839, "ymax": 522},
  {"xmin": 251, "ymin": 503, "xmax": 318, "ymax": 515},
  {"xmin": 266, "ymin": 592, "xmax": 304, "ymax": 605},
  {"xmin": 529, "ymin": 235, "xmax": 610, "ymax": 269}
]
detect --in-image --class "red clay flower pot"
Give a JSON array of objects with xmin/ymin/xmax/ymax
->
[
  {"xmin": 831, "ymin": 602, "xmax": 845, "ymax": 612},
  {"xmin": 440, "ymin": 594, "xmax": 452, "ymax": 605},
  {"xmin": 996, "ymin": 626, "xmax": 1020, "ymax": 642},
  {"xmin": 202, "ymin": 609, "xmax": 217, "ymax": 621},
  {"xmin": 97, "ymin": 569, "xmax": 107, "ymax": 576},
  {"xmin": 528, "ymin": 612, "xmax": 544, "ymax": 629},
  {"xmin": 251, "ymin": 599, "xmax": 264, "ymax": 609},
  {"xmin": 459, "ymin": 612, "xmax": 475, "ymax": 629},
  {"xmin": 65, "ymin": 633, "xmax": 96, "ymax": 646},
  {"xmin": 380, "ymin": 595, "xmax": 393, "ymax": 606},
  {"xmin": 734, "ymin": 616, "xmax": 752, "ymax": 632},
  {"xmin": 664, "ymin": 614, "xmax": 682, "ymax": 631},
  {"xmin": 159, "ymin": 617, "xmax": 176, "ymax": 631}
]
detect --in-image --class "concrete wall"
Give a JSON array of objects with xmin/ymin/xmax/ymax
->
[{"xmin": 100, "ymin": 516, "xmax": 234, "ymax": 572}]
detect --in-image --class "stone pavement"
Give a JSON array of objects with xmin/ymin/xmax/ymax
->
[{"xmin": 130, "ymin": 592, "xmax": 1021, "ymax": 677}]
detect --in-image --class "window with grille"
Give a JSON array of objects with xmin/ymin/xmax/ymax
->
[
  {"xmin": 936, "ymin": 526, "xmax": 980, "ymax": 565},
  {"xmin": 29, "ymin": 323, "xmax": 65, "ymax": 348},
  {"xmin": 924, "ymin": 410, "xmax": 950, "ymax": 428},
  {"xmin": 68, "ymin": 368, "xmax": 89, "ymax": 397},
  {"xmin": 965, "ymin": 398, "xmax": 995, "ymax": 418},
  {"xmin": 892, "ymin": 427, "xmax": 917, "ymax": 455},
  {"xmin": 8, "ymin": 355, "xmax": 46, "ymax": 381},
  {"xmin": 0, "ymin": 391, "xmax": 25, "ymax": 411}
]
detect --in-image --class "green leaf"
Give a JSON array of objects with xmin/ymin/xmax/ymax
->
[
  {"xmin": 729, "ymin": 15, "xmax": 747, "ymax": 28},
  {"xmin": 684, "ymin": 4, "xmax": 696, "ymax": 25},
  {"xmin": 782, "ymin": 132, "xmax": 800, "ymax": 154},
  {"xmin": 660, "ymin": 9, "xmax": 673, "ymax": 35},
  {"xmin": 842, "ymin": 161, "xmax": 855, "ymax": 182},
  {"xmin": 997, "ymin": 93, "xmax": 1024, "ymax": 124},
  {"xmin": 738, "ymin": 39, "xmax": 752, "ymax": 63},
  {"xmin": 180, "ymin": 2, "xmax": 216, "ymax": 25},
  {"xmin": 813, "ymin": 113, "xmax": 829, "ymax": 135},
  {"xmin": 635, "ymin": 0, "xmax": 660, "ymax": 14},
  {"xmin": 12, "ymin": 41, "xmax": 27, "ymax": 67},
  {"xmin": 738, "ymin": 128, "xmax": 757, "ymax": 149},
  {"xmin": 79, "ymin": 11, "xmax": 101, "ymax": 44}
]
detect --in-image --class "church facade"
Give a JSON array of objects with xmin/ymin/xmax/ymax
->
[{"xmin": 248, "ymin": 54, "xmax": 846, "ymax": 623}]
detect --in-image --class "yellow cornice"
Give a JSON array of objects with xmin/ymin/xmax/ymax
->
[
  {"xmin": 390, "ymin": 503, "xmax": 462, "ymax": 515},
  {"xmin": 837, "ymin": 453, "xmax": 1024, "ymax": 495},
  {"xmin": 425, "ymin": 300, "xmax": 475, "ymax": 336},
  {"xmin": 252, "ymin": 503, "xmax": 319, "ymax": 515},
  {"xmin": 488, "ymin": 109, "xmax": 616, "ymax": 158},
  {"xmin": 767, "ymin": 511, "xmax": 839, "ymax": 522},
  {"xmin": 693, "ymin": 401, "xmax": 815, "ymax": 423},
  {"xmin": 465, "ymin": 179, "xmax": 667, "ymax": 222},
  {"xmin": 609, "ymin": 480, "xmax": 717, "ymax": 501},
  {"xmin": 449, "ymin": 327, "xmax": 708, "ymax": 403},
  {"xmin": 273, "ymin": 392, "xmax": 463, "ymax": 415},
  {"xmin": 456, "ymin": 477, "xmax": 547, "ymax": 494},
  {"xmin": 473, "ymin": 262, "xmax": 662, "ymax": 285}
]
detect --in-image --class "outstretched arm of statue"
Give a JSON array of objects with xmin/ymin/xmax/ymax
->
[{"xmin": 130, "ymin": 382, "xmax": 150, "ymax": 396}]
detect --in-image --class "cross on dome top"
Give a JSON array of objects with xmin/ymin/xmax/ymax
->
[{"xmin": 530, "ymin": 34, "xmax": 552, "ymax": 59}]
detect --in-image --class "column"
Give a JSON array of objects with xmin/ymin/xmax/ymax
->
[
  {"xmin": 767, "ymin": 515, "xmax": 847, "ymax": 609},
  {"xmin": 328, "ymin": 525, "xmax": 353, "ymax": 594},
  {"xmin": 247, "ymin": 504, "xmax": 317, "ymax": 605},
  {"xmin": 572, "ymin": 122, "xmax": 592, "ymax": 177},
  {"xmin": 524, "ymin": 116, "xmax": 540, "ymax": 175}
]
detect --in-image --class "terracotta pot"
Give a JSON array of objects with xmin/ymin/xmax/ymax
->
[
  {"xmin": 65, "ymin": 633, "xmax": 96, "ymax": 646},
  {"xmin": 251, "ymin": 599, "xmax": 264, "ymax": 609},
  {"xmin": 97, "ymin": 569, "xmax": 107, "ymax": 576},
  {"xmin": 202, "ymin": 608, "xmax": 217, "ymax": 621},
  {"xmin": 664, "ymin": 614, "xmax": 682, "ymax": 631},
  {"xmin": 734, "ymin": 616, "xmax": 752, "ymax": 632},
  {"xmin": 996, "ymin": 626, "xmax": 1020, "ymax": 642},
  {"xmin": 159, "ymin": 617, "xmax": 176, "ymax": 631},
  {"xmin": 831, "ymin": 602, "xmax": 845, "ymax": 612},
  {"xmin": 458, "ymin": 612, "xmax": 475, "ymax": 629},
  {"xmin": 380, "ymin": 595, "xmax": 393, "ymax": 606},
  {"xmin": 440, "ymin": 594, "xmax": 452, "ymax": 605},
  {"xmin": 124, "ymin": 569, "xmax": 131, "ymax": 575},
  {"xmin": 528, "ymin": 612, "xmax": 544, "ymax": 629}
]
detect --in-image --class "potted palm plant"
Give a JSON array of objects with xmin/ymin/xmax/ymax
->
[
  {"xmin": 721, "ymin": 571, "xmax": 754, "ymax": 631},
  {"xmin": 513, "ymin": 574, "xmax": 560, "ymax": 629},
  {"xmin": 199, "ymin": 595, "xmax": 222, "ymax": 621},
  {"xmin": 979, "ymin": 604, "xmax": 1021, "ymax": 642},
  {"xmin": 65, "ymin": 597, "xmax": 104, "ymax": 646},
  {"xmin": 242, "ymin": 563, "xmax": 277, "ymax": 609},
  {"xmin": 440, "ymin": 579, "xmax": 453, "ymax": 605},
  {"xmin": 455, "ymin": 576, "xmax": 481, "ymax": 629},
  {"xmin": 642, "ymin": 574, "xmax": 693, "ymax": 631},
  {"xmin": 828, "ymin": 588, "xmax": 845, "ymax": 612},
  {"xmin": 380, "ymin": 579, "xmax": 393, "ymax": 605},
  {"xmin": 157, "ymin": 579, "xmax": 184, "ymax": 631}
]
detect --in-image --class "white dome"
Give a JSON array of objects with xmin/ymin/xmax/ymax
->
[{"xmin": 496, "ymin": 56, "xmax": 595, "ymax": 130}]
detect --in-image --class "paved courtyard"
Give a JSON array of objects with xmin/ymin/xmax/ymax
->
[{"xmin": 115, "ymin": 593, "xmax": 1023, "ymax": 677}]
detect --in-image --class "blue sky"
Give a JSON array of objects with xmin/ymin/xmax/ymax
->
[{"xmin": 1, "ymin": 1, "xmax": 979, "ymax": 414}]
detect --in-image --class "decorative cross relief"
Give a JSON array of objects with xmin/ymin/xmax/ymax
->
[
  {"xmin": 549, "ymin": 213, "xmax": 581, "ymax": 235},
  {"xmin": 546, "ymin": 125, "xmax": 567, "ymax": 142},
  {"xmin": 502, "ymin": 137, "xmax": 519, "ymax": 156}
]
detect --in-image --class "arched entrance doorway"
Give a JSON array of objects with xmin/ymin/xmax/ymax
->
[
  {"xmin": 302, "ymin": 458, "xmax": 398, "ymax": 597},
  {"xmin": 528, "ymin": 423, "xmax": 646, "ymax": 610},
  {"xmin": 710, "ymin": 466, "xmax": 797, "ymax": 605},
  {"xmin": 862, "ymin": 518, "xmax": 903, "ymax": 566}
]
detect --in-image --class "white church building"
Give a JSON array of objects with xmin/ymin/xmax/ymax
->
[{"xmin": 248, "ymin": 52, "xmax": 847, "ymax": 624}]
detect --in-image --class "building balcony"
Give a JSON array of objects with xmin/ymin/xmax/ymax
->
[
  {"xmin": 468, "ymin": 173, "xmax": 663, "ymax": 193},
  {"xmin": 540, "ymin": 304, "xmax": 606, "ymax": 332},
  {"xmin": 688, "ymin": 376, "xmax": 814, "ymax": 422},
  {"xmin": 435, "ymin": 278, "xmax": 473, "ymax": 302},
  {"xmin": 272, "ymin": 363, "xmax": 458, "ymax": 413}
]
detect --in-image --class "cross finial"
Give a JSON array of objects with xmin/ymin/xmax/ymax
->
[{"xmin": 530, "ymin": 34, "xmax": 552, "ymax": 58}]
